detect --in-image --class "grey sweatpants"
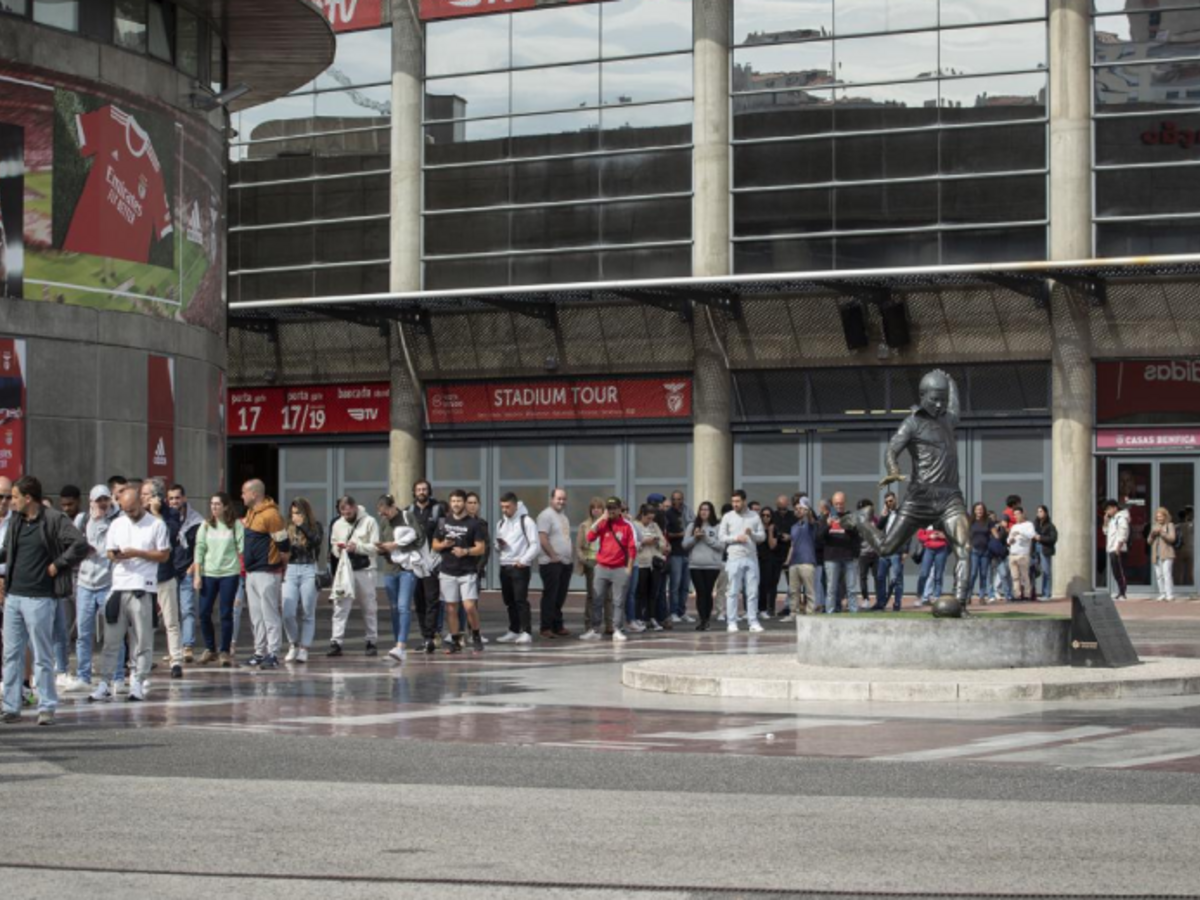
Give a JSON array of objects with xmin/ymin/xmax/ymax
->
[
  {"xmin": 591, "ymin": 565, "xmax": 629, "ymax": 631},
  {"xmin": 98, "ymin": 590, "xmax": 155, "ymax": 685},
  {"xmin": 246, "ymin": 572, "xmax": 284, "ymax": 658}
]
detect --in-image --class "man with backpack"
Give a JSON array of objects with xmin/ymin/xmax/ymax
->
[{"xmin": 494, "ymin": 492, "xmax": 539, "ymax": 644}]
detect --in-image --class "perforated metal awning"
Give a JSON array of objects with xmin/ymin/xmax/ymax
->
[{"xmin": 226, "ymin": 254, "xmax": 1200, "ymax": 335}]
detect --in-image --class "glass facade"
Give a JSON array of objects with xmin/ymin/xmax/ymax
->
[
  {"xmin": 731, "ymin": 0, "xmax": 1049, "ymax": 273},
  {"xmin": 422, "ymin": 0, "xmax": 694, "ymax": 289},
  {"xmin": 1093, "ymin": 0, "xmax": 1200, "ymax": 255},
  {"xmin": 228, "ymin": 25, "xmax": 393, "ymax": 302}
]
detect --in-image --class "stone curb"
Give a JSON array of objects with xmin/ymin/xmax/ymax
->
[{"xmin": 621, "ymin": 659, "xmax": 1200, "ymax": 703}]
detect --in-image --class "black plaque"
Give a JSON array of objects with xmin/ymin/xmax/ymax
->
[{"xmin": 1070, "ymin": 592, "xmax": 1140, "ymax": 668}]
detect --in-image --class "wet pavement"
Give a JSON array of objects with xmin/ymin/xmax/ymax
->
[{"xmin": 24, "ymin": 594, "xmax": 1200, "ymax": 774}]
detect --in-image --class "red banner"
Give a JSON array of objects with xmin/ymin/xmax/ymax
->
[
  {"xmin": 426, "ymin": 377, "xmax": 692, "ymax": 425},
  {"xmin": 1096, "ymin": 427, "xmax": 1200, "ymax": 453},
  {"xmin": 229, "ymin": 383, "xmax": 391, "ymax": 437},
  {"xmin": 1097, "ymin": 360, "xmax": 1200, "ymax": 425},
  {"xmin": 320, "ymin": 0, "xmax": 384, "ymax": 32},
  {"xmin": 420, "ymin": 0, "xmax": 604, "ymax": 21},
  {"xmin": 147, "ymin": 355, "xmax": 175, "ymax": 482},
  {"xmin": 0, "ymin": 338, "xmax": 26, "ymax": 480}
]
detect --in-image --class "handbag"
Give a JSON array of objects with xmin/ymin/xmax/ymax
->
[
  {"xmin": 316, "ymin": 568, "xmax": 333, "ymax": 590},
  {"xmin": 911, "ymin": 543, "xmax": 925, "ymax": 565}
]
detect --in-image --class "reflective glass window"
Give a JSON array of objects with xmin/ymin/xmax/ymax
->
[
  {"xmin": 837, "ymin": 231, "xmax": 938, "ymax": 268},
  {"xmin": 941, "ymin": 0, "xmax": 1046, "ymax": 26},
  {"xmin": 511, "ymin": 206, "xmax": 600, "ymax": 250},
  {"xmin": 734, "ymin": 188, "xmax": 835, "ymax": 236},
  {"xmin": 512, "ymin": 251, "xmax": 601, "ymax": 285},
  {"xmin": 1096, "ymin": 167, "xmax": 1200, "ymax": 217},
  {"xmin": 1097, "ymin": 219, "xmax": 1200, "ymax": 257},
  {"xmin": 425, "ymin": 164, "xmax": 511, "ymax": 211},
  {"xmin": 835, "ymin": 80, "xmax": 939, "ymax": 130},
  {"xmin": 147, "ymin": 0, "xmax": 172, "ymax": 61},
  {"xmin": 836, "ymin": 182, "xmax": 938, "ymax": 229},
  {"xmin": 176, "ymin": 6, "xmax": 199, "ymax": 77},
  {"xmin": 939, "ymin": 73, "xmax": 1048, "ymax": 123},
  {"xmin": 425, "ymin": 256, "xmax": 510, "ymax": 290},
  {"xmin": 941, "ymin": 226, "xmax": 1047, "ymax": 263},
  {"xmin": 734, "ymin": 238, "xmax": 836, "ymax": 274},
  {"xmin": 512, "ymin": 157, "xmax": 600, "ymax": 204},
  {"xmin": 601, "ymin": 54, "xmax": 693, "ymax": 106},
  {"xmin": 237, "ymin": 94, "xmax": 316, "ymax": 143},
  {"xmin": 940, "ymin": 123, "xmax": 1046, "ymax": 173},
  {"xmin": 316, "ymin": 27, "xmax": 393, "ymax": 89},
  {"xmin": 315, "ymin": 220, "xmax": 390, "ymax": 264},
  {"xmin": 733, "ymin": 90, "xmax": 835, "ymax": 139},
  {"xmin": 425, "ymin": 211, "xmax": 510, "ymax": 256},
  {"xmin": 940, "ymin": 174, "xmax": 1046, "ymax": 224},
  {"xmin": 602, "ymin": 245, "xmax": 690, "ymax": 280},
  {"xmin": 0, "ymin": 1, "xmax": 29, "ymax": 14},
  {"xmin": 601, "ymin": 101, "xmax": 692, "ymax": 148},
  {"xmin": 425, "ymin": 118, "xmax": 510, "ymax": 165},
  {"xmin": 835, "ymin": 131, "xmax": 938, "ymax": 181},
  {"xmin": 1095, "ymin": 62, "xmax": 1200, "ymax": 112},
  {"xmin": 426, "ymin": 13, "xmax": 510, "ymax": 77},
  {"xmin": 114, "ymin": 0, "xmax": 147, "ymax": 52},
  {"xmin": 315, "ymin": 173, "xmax": 390, "ymax": 219},
  {"xmin": 733, "ymin": 43, "xmax": 835, "ymax": 93},
  {"xmin": 1094, "ymin": 11, "xmax": 1200, "ymax": 65},
  {"xmin": 512, "ymin": 63, "xmax": 599, "ymax": 114},
  {"xmin": 1095, "ymin": 113, "xmax": 1200, "ymax": 166},
  {"xmin": 315, "ymin": 86, "xmax": 392, "ymax": 124},
  {"xmin": 510, "ymin": 110, "xmax": 601, "ymax": 158},
  {"xmin": 600, "ymin": 149, "xmax": 691, "ymax": 197},
  {"xmin": 513, "ymin": 2, "xmax": 599, "ymax": 67},
  {"xmin": 939, "ymin": 22, "xmax": 1047, "ymax": 77},
  {"xmin": 734, "ymin": 139, "xmax": 833, "ymax": 188},
  {"xmin": 33, "ymin": 0, "xmax": 77, "ymax": 30},
  {"xmin": 425, "ymin": 73, "xmax": 510, "ymax": 121},
  {"xmin": 601, "ymin": 198, "xmax": 691, "ymax": 244},
  {"xmin": 835, "ymin": 31, "xmax": 939, "ymax": 84},
  {"xmin": 835, "ymin": 0, "xmax": 937, "ymax": 36},
  {"xmin": 603, "ymin": 0, "xmax": 692, "ymax": 57},
  {"xmin": 732, "ymin": 0, "xmax": 833, "ymax": 47}
]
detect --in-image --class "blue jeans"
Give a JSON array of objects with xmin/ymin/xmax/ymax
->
[
  {"xmin": 233, "ymin": 576, "xmax": 245, "ymax": 646},
  {"xmin": 993, "ymin": 556, "xmax": 1013, "ymax": 600},
  {"xmin": 1036, "ymin": 546, "xmax": 1052, "ymax": 596},
  {"xmin": 383, "ymin": 570, "xmax": 416, "ymax": 644},
  {"xmin": 200, "ymin": 575, "xmax": 240, "ymax": 653},
  {"xmin": 625, "ymin": 565, "xmax": 639, "ymax": 622},
  {"xmin": 2, "ymin": 594, "xmax": 57, "ymax": 714},
  {"xmin": 969, "ymin": 549, "xmax": 993, "ymax": 600},
  {"xmin": 282, "ymin": 563, "xmax": 319, "ymax": 648},
  {"xmin": 919, "ymin": 546, "xmax": 950, "ymax": 602},
  {"xmin": 178, "ymin": 576, "xmax": 197, "ymax": 648},
  {"xmin": 876, "ymin": 554, "xmax": 904, "ymax": 609},
  {"xmin": 52, "ymin": 598, "xmax": 72, "ymax": 674},
  {"xmin": 668, "ymin": 553, "xmax": 690, "ymax": 617},
  {"xmin": 75, "ymin": 585, "xmax": 125, "ymax": 684},
  {"xmin": 824, "ymin": 560, "xmax": 858, "ymax": 613},
  {"xmin": 725, "ymin": 556, "xmax": 760, "ymax": 621}
]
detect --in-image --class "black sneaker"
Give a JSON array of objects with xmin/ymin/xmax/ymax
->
[
  {"xmin": 424, "ymin": 640, "xmax": 436, "ymax": 654},
  {"xmin": 364, "ymin": 642, "xmax": 378, "ymax": 657},
  {"xmin": 245, "ymin": 654, "xmax": 264, "ymax": 668},
  {"xmin": 444, "ymin": 638, "xmax": 462, "ymax": 655},
  {"xmin": 260, "ymin": 655, "xmax": 280, "ymax": 670},
  {"xmin": 326, "ymin": 643, "xmax": 343, "ymax": 658},
  {"xmin": 170, "ymin": 664, "xmax": 183, "ymax": 680},
  {"xmin": 472, "ymin": 633, "xmax": 484, "ymax": 652}
]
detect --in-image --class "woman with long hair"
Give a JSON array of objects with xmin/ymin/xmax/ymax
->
[
  {"xmin": 969, "ymin": 502, "xmax": 992, "ymax": 604},
  {"xmin": 683, "ymin": 501, "xmax": 722, "ymax": 630},
  {"xmin": 1033, "ymin": 505, "xmax": 1058, "ymax": 600},
  {"xmin": 757, "ymin": 508, "xmax": 782, "ymax": 617},
  {"xmin": 193, "ymin": 493, "xmax": 244, "ymax": 667},
  {"xmin": 1149, "ymin": 506, "xmax": 1177, "ymax": 602},
  {"xmin": 282, "ymin": 497, "xmax": 323, "ymax": 662}
]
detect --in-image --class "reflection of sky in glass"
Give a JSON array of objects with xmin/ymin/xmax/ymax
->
[
  {"xmin": 836, "ymin": 31, "xmax": 938, "ymax": 83},
  {"xmin": 602, "ymin": 55, "xmax": 692, "ymax": 105},
  {"xmin": 734, "ymin": 42, "xmax": 834, "ymax": 91},
  {"xmin": 317, "ymin": 28, "xmax": 393, "ymax": 89},
  {"xmin": 734, "ymin": 0, "xmax": 832, "ymax": 46},
  {"xmin": 238, "ymin": 94, "xmax": 316, "ymax": 142},
  {"xmin": 513, "ymin": 3, "xmax": 599, "ymax": 67},
  {"xmin": 941, "ymin": 22, "xmax": 1047, "ymax": 76},
  {"xmin": 835, "ymin": 0, "xmax": 937, "ymax": 36},
  {"xmin": 426, "ymin": 14, "xmax": 510, "ymax": 77},
  {"xmin": 512, "ymin": 63, "xmax": 599, "ymax": 115},
  {"xmin": 425, "ymin": 72, "xmax": 511, "ymax": 120},
  {"xmin": 316, "ymin": 86, "xmax": 392, "ymax": 119},
  {"xmin": 602, "ymin": 0, "xmax": 692, "ymax": 57},
  {"xmin": 510, "ymin": 109, "xmax": 599, "ymax": 138},
  {"xmin": 601, "ymin": 100, "xmax": 693, "ymax": 131},
  {"xmin": 941, "ymin": 0, "xmax": 1046, "ymax": 26}
]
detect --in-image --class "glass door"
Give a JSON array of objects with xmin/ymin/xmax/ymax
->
[{"xmin": 1104, "ymin": 458, "xmax": 1197, "ymax": 597}]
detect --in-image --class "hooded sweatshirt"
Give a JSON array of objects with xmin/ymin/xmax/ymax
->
[
  {"xmin": 1105, "ymin": 508, "xmax": 1131, "ymax": 554},
  {"xmin": 244, "ymin": 499, "xmax": 290, "ymax": 573},
  {"xmin": 495, "ymin": 501, "xmax": 539, "ymax": 567},
  {"xmin": 718, "ymin": 508, "xmax": 766, "ymax": 561}
]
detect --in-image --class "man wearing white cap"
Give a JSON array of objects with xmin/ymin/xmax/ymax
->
[{"xmin": 61, "ymin": 485, "xmax": 121, "ymax": 692}]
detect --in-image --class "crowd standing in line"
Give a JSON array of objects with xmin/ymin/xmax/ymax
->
[{"xmin": 0, "ymin": 471, "xmax": 1187, "ymax": 723}]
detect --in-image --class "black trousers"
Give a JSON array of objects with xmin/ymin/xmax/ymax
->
[
  {"xmin": 1108, "ymin": 551, "xmax": 1128, "ymax": 598},
  {"xmin": 758, "ymin": 557, "xmax": 783, "ymax": 614},
  {"xmin": 691, "ymin": 568, "xmax": 718, "ymax": 623},
  {"xmin": 538, "ymin": 562, "xmax": 571, "ymax": 631},
  {"xmin": 413, "ymin": 573, "xmax": 441, "ymax": 641},
  {"xmin": 637, "ymin": 562, "xmax": 663, "ymax": 624},
  {"xmin": 500, "ymin": 565, "xmax": 532, "ymax": 635}
]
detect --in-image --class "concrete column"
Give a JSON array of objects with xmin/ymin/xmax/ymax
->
[
  {"xmin": 1048, "ymin": 0, "xmax": 1094, "ymax": 599},
  {"xmin": 691, "ymin": 0, "xmax": 733, "ymax": 507},
  {"xmin": 388, "ymin": 0, "xmax": 425, "ymax": 497}
]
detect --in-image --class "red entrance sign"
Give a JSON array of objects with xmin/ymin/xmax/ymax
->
[
  {"xmin": 229, "ymin": 383, "xmax": 390, "ymax": 437},
  {"xmin": 320, "ymin": 0, "xmax": 384, "ymax": 32},
  {"xmin": 426, "ymin": 377, "xmax": 692, "ymax": 425},
  {"xmin": 420, "ymin": 0, "xmax": 604, "ymax": 20},
  {"xmin": 1096, "ymin": 360, "xmax": 1200, "ymax": 425},
  {"xmin": 1096, "ymin": 428, "xmax": 1200, "ymax": 452}
]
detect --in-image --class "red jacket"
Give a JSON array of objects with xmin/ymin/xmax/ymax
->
[
  {"xmin": 918, "ymin": 528, "xmax": 948, "ymax": 550},
  {"xmin": 587, "ymin": 516, "xmax": 635, "ymax": 569}
]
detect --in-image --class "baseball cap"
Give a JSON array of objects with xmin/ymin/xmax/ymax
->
[
  {"xmin": 605, "ymin": 496, "xmax": 622, "ymax": 509},
  {"xmin": 90, "ymin": 484, "xmax": 112, "ymax": 502},
  {"xmin": 646, "ymin": 492, "xmax": 666, "ymax": 504}
]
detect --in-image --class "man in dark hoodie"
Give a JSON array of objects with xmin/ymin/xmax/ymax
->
[{"xmin": 167, "ymin": 484, "xmax": 204, "ymax": 663}]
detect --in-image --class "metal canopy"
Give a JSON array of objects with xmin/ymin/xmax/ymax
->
[{"xmin": 226, "ymin": 254, "xmax": 1200, "ymax": 332}]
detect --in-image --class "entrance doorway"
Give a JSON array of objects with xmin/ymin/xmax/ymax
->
[{"xmin": 1101, "ymin": 458, "xmax": 1197, "ymax": 597}]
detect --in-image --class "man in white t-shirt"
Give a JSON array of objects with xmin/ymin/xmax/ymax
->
[
  {"xmin": 1006, "ymin": 505, "xmax": 1037, "ymax": 602},
  {"xmin": 88, "ymin": 483, "xmax": 170, "ymax": 702}
]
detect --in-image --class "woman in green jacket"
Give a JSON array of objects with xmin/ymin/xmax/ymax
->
[{"xmin": 192, "ymin": 493, "xmax": 245, "ymax": 667}]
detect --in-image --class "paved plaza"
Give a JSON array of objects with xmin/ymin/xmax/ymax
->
[{"xmin": 3, "ymin": 597, "xmax": 1200, "ymax": 898}]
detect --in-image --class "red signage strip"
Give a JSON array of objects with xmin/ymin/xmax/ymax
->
[
  {"xmin": 1096, "ymin": 360, "xmax": 1200, "ymax": 425},
  {"xmin": 420, "ymin": 0, "xmax": 604, "ymax": 21},
  {"xmin": 1096, "ymin": 428, "xmax": 1200, "ymax": 453},
  {"xmin": 147, "ymin": 355, "xmax": 175, "ymax": 482},
  {"xmin": 320, "ymin": 0, "xmax": 384, "ymax": 32},
  {"xmin": 229, "ymin": 383, "xmax": 391, "ymax": 437},
  {"xmin": 0, "ymin": 338, "xmax": 26, "ymax": 480},
  {"xmin": 426, "ymin": 377, "xmax": 692, "ymax": 425}
]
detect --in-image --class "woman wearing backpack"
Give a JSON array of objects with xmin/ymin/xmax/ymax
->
[{"xmin": 1149, "ymin": 507, "xmax": 1177, "ymax": 602}]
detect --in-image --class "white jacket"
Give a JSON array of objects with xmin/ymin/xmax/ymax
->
[
  {"xmin": 495, "ymin": 503, "xmax": 539, "ymax": 567},
  {"xmin": 1105, "ymin": 508, "xmax": 1131, "ymax": 554},
  {"xmin": 331, "ymin": 508, "xmax": 381, "ymax": 560},
  {"xmin": 390, "ymin": 525, "xmax": 439, "ymax": 578},
  {"xmin": 718, "ymin": 509, "xmax": 766, "ymax": 561}
]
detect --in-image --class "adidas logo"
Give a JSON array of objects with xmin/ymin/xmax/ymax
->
[{"xmin": 153, "ymin": 437, "xmax": 168, "ymax": 466}]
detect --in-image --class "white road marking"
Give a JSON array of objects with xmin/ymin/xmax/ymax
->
[
  {"xmin": 995, "ymin": 728, "xmax": 1200, "ymax": 769},
  {"xmin": 876, "ymin": 726, "xmax": 1124, "ymax": 762},
  {"xmin": 278, "ymin": 704, "xmax": 535, "ymax": 726},
  {"xmin": 646, "ymin": 717, "xmax": 879, "ymax": 741}
]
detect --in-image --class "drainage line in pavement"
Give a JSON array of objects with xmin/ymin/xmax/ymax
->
[{"xmin": 0, "ymin": 863, "xmax": 1196, "ymax": 899}]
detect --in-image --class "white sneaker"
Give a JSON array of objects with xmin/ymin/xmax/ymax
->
[
  {"xmin": 669, "ymin": 614, "xmax": 683, "ymax": 624},
  {"xmin": 760, "ymin": 610, "xmax": 773, "ymax": 619},
  {"xmin": 612, "ymin": 629, "xmax": 627, "ymax": 642},
  {"xmin": 128, "ymin": 680, "xmax": 146, "ymax": 702},
  {"xmin": 515, "ymin": 632, "xmax": 533, "ymax": 645},
  {"xmin": 496, "ymin": 631, "xmax": 520, "ymax": 643},
  {"xmin": 749, "ymin": 621, "xmax": 765, "ymax": 633},
  {"xmin": 628, "ymin": 620, "xmax": 646, "ymax": 633},
  {"xmin": 717, "ymin": 613, "xmax": 727, "ymax": 622},
  {"xmin": 683, "ymin": 614, "xmax": 697, "ymax": 624},
  {"xmin": 285, "ymin": 644, "xmax": 299, "ymax": 662},
  {"xmin": 727, "ymin": 623, "xmax": 739, "ymax": 633},
  {"xmin": 387, "ymin": 646, "xmax": 407, "ymax": 663},
  {"xmin": 579, "ymin": 629, "xmax": 601, "ymax": 641},
  {"xmin": 87, "ymin": 682, "xmax": 112, "ymax": 703},
  {"xmin": 61, "ymin": 676, "xmax": 91, "ymax": 693},
  {"xmin": 297, "ymin": 647, "xmax": 309, "ymax": 663},
  {"xmin": 778, "ymin": 613, "xmax": 795, "ymax": 623},
  {"xmin": 480, "ymin": 635, "xmax": 489, "ymax": 644},
  {"xmin": 55, "ymin": 673, "xmax": 69, "ymax": 691},
  {"xmin": 649, "ymin": 619, "xmax": 664, "ymax": 632},
  {"xmin": 112, "ymin": 680, "xmax": 125, "ymax": 695}
]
